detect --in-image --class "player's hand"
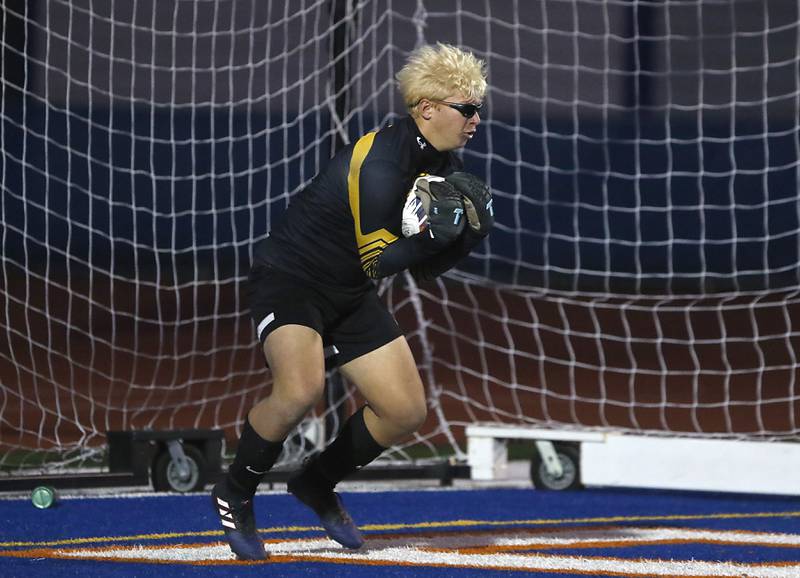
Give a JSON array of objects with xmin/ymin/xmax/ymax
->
[
  {"xmin": 424, "ymin": 179, "xmax": 466, "ymax": 247},
  {"xmin": 445, "ymin": 172, "xmax": 494, "ymax": 237}
]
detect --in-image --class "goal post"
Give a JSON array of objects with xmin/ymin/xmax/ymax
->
[{"xmin": 2, "ymin": 1, "xmax": 799, "ymax": 483}]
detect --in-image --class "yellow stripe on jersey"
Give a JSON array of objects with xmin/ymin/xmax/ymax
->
[{"xmin": 347, "ymin": 131, "xmax": 398, "ymax": 274}]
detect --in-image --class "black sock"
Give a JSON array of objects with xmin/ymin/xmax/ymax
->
[
  {"xmin": 312, "ymin": 406, "xmax": 386, "ymax": 489},
  {"xmin": 226, "ymin": 418, "xmax": 284, "ymax": 499}
]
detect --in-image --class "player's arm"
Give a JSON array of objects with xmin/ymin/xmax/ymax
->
[
  {"xmin": 409, "ymin": 227, "xmax": 484, "ymax": 282},
  {"xmin": 354, "ymin": 161, "xmax": 465, "ymax": 279},
  {"xmin": 409, "ymin": 172, "xmax": 494, "ymax": 283}
]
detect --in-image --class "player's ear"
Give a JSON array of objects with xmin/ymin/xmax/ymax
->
[{"xmin": 417, "ymin": 98, "xmax": 435, "ymax": 120}]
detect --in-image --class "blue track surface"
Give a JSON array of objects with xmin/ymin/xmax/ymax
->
[{"xmin": 2, "ymin": 487, "xmax": 800, "ymax": 577}]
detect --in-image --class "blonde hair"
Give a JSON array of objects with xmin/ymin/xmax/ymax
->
[{"xmin": 396, "ymin": 43, "xmax": 487, "ymax": 115}]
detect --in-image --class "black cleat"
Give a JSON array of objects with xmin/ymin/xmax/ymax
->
[
  {"xmin": 287, "ymin": 468, "xmax": 365, "ymax": 549},
  {"xmin": 211, "ymin": 481, "xmax": 267, "ymax": 560}
]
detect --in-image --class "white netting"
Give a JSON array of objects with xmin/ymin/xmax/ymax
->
[
  {"xmin": 409, "ymin": 0, "xmax": 800, "ymax": 445},
  {"xmin": 1, "ymin": 0, "xmax": 799, "ymax": 477}
]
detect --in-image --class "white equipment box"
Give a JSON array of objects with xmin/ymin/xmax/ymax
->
[{"xmin": 466, "ymin": 423, "xmax": 800, "ymax": 495}]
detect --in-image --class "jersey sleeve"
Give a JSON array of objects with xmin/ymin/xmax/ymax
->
[
  {"xmin": 349, "ymin": 155, "xmax": 444, "ymax": 279},
  {"xmin": 408, "ymin": 227, "xmax": 485, "ymax": 282}
]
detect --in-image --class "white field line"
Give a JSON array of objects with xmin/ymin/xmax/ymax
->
[{"xmin": 53, "ymin": 525, "xmax": 800, "ymax": 577}]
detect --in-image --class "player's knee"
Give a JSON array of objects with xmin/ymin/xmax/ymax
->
[
  {"xmin": 291, "ymin": 382, "xmax": 325, "ymax": 412},
  {"xmin": 274, "ymin": 376, "xmax": 325, "ymax": 414},
  {"xmin": 393, "ymin": 398, "xmax": 427, "ymax": 435},
  {"xmin": 407, "ymin": 404, "xmax": 427, "ymax": 434}
]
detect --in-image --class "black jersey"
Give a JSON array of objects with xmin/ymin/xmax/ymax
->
[{"xmin": 254, "ymin": 116, "xmax": 463, "ymax": 290}]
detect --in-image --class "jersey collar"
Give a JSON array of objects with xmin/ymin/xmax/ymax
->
[{"xmin": 405, "ymin": 116, "xmax": 447, "ymax": 169}]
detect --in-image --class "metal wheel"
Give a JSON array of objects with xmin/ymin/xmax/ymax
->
[
  {"xmin": 152, "ymin": 443, "xmax": 206, "ymax": 492},
  {"xmin": 529, "ymin": 443, "xmax": 582, "ymax": 490}
]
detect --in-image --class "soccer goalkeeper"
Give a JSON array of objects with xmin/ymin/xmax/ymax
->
[{"xmin": 212, "ymin": 42, "xmax": 493, "ymax": 560}]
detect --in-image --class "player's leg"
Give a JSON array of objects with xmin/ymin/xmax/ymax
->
[
  {"xmin": 288, "ymin": 337, "xmax": 423, "ymax": 549},
  {"xmin": 214, "ymin": 266, "xmax": 328, "ymax": 560},
  {"xmin": 226, "ymin": 324, "xmax": 326, "ymax": 496},
  {"xmin": 287, "ymin": 292, "xmax": 424, "ymax": 549},
  {"xmin": 292, "ymin": 336, "xmax": 425, "ymax": 487},
  {"xmin": 341, "ymin": 336, "xmax": 427, "ymax": 446},
  {"xmin": 249, "ymin": 324, "xmax": 327, "ymax": 440},
  {"xmin": 214, "ymin": 324, "xmax": 326, "ymax": 560}
]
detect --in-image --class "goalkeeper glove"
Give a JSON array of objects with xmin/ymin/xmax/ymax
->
[
  {"xmin": 412, "ymin": 176, "xmax": 466, "ymax": 247},
  {"xmin": 445, "ymin": 172, "xmax": 494, "ymax": 237}
]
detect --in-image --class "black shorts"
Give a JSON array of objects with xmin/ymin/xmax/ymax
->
[{"xmin": 247, "ymin": 265, "xmax": 403, "ymax": 367}]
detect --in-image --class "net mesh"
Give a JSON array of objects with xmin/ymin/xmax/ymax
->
[{"xmin": 1, "ymin": 0, "xmax": 799, "ymax": 476}]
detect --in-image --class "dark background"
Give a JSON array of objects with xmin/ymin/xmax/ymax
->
[{"xmin": 3, "ymin": 0, "xmax": 798, "ymax": 294}]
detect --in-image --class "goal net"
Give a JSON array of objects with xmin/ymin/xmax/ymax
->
[{"xmin": 2, "ymin": 0, "xmax": 799, "ymax": 477}]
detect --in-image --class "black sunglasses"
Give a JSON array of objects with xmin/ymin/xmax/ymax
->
[
  {"xmin": 437, "ymin": 100, "xmax": 484, "ymax": 118},
  {"xmin": 417, "ymin": 100, "xmax": 483, "ymax": 118}
]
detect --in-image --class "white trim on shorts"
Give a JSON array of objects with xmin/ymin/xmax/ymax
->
[{"xmin": 256, "ymin": 312, "xmax": 275, "ymax": 341}]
